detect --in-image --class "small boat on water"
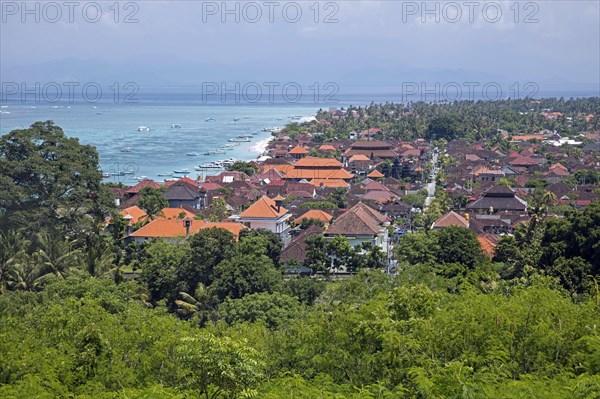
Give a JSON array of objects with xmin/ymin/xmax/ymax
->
[
  {"xmin": 233, "ymin": 117, "xmax": 240, "ymax": 122},
  {"xmin": 120, "ymin": 147, "xmax": 132, "ymax": 153},
  {"xmin": 102, "ymin": 172, "xmax": 111, "ymax": 178},
  {"xmin": 205, "ymin": 117, "xmax": 216, "ymax": 122},
  {"xmin": 195, "ymin": 163, "xmax": 223, "ymax": 170},
  {"xmin": 134, "ymin": 176, "xmax": 148, "ymax": 181},
  {"xmin": 171, "ymin": 124, "xmax": 181, "ymax": 128},
  {"xmin": 158, "ymin": 172, "xmax": 173, "ymax": 177},
  {"xmin": 174, "ymin": 169, "xmax": 190, "ymax": 174},
  {"xmin": 138, "ymin": 126, "xmax": 150, "ymax": 132},
  {"xmin": 221, "ymin": 158, "xmax": 237, "ymax": 167},
  {"xmin": 262, "ymin": 126, "xmax": 283, "ymax": 132},
  {"xmin": 205, "ymin": 148, "xmax": 227, "ymax": 155},
  {"xmin": 228, "ymin": 136, "xmax": 251, "ymax": 142},
  {"xmin": 186, "ymin": 152, "xmax": 200, "ymax": 156}
]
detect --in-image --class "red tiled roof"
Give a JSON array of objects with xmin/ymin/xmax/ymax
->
[
  {"xmin": 294, "ymin": 209, "xmax": 333, "ymax": 224},
  {"xmin": 310, "ymin": 179, "xmax": 350, "ymax": 188},
  {"xmin": 293, "ymin": 157, "xmax": 342, "ymax": 168},
  {"xmin": 432, "ymin": 211, "xmax": 469, "ymax": 229},
  {"xmin": 367, "ymin": 169, "xmax": 385, "ymax": 178},
  {"xmin": 477, "ymin": 234, "xmax": 497, "ymax": 258},
  {"xmin": 319, "ymin": 145, "xmax": 336, "ymax": 151},
  {"xmin": 509, "ymin": 156, "xmax": 542, "ymax": 166},
  {"xmin": 262, "ymin": 163, "xmax": 295, "ymax": 175},
  {"xmin": 130, "ymin": 218, "xmax": 206, "ymax": 238},
  {"xmin": 364, "ymin": 181, "xmax": 389, "ymax": 192},
  {"xmin": 280, "ymin": 225, "xmax": 324, "ymax": 264},
  {"xmin": 178, "ymin": 176, "xmax": 200, "ymax": 187},
  {"xmin": 284, "ymin": 168, "xmax": 353, "ymax": 180},
  {"xmin": 240, "ymin": 195, "xmax": 288, "ymax": 219},
  {"xmin": 125, "ymin": 180, "xmax": 161, "ymax": 194},
  {"xmin": 399, "ymin": 149, "xmax": 420, "ymax": 157},
  {"xmin": 349, "ymin": 154, "xmax": 371, "ymax": 162},
  {"xmin": 198, "ymin": 182, "xmax": 222, "ymax": 191},
  {"xmin": 120, "ymin": 206, "xmax": 147, "ymax": 224},
  {"xmin": 326, "ymin": 202, "xmax": 388, "ymax": 236},
  {"xmin": 289, "ymin": 145, "xmax": 309, "ymax": 155},
  {"xmin": 157, "ymin": 207, "xmax": 197, "ymax": 220},
  {"xmin": 363, "ymin": 190, "xmax": 396, "ymax": 203},
  {"xmin": 129, "ymin": 218, "xmax": 246, "ymax": 239}
]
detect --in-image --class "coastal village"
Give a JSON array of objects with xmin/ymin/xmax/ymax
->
[
  {"xmin": 4, "ymin": 0, "xmax": 600, "ymax": 395},
  {"xmin": 107, "ymin": 105, "xmax": 600, "ymax": 274}
]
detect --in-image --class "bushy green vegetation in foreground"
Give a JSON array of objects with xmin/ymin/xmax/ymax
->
[
  {"xmin": 1, "ymin": 271, "xmax": 600, "ymax": 398},
  {"xmin": 2, "ymin": 120, "xmax": 600, "ymax": 398}
]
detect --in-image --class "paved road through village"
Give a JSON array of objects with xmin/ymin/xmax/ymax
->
[{"xmin": 424, "ymin": 148, "xmax": 439, "ymax": 210}]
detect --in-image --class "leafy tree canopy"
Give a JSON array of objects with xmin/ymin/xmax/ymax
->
[{"xmin": 0, "ymin": 121, "xmax": 107, "ymax": 234}]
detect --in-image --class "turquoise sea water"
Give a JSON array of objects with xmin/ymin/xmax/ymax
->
[
  {"xmin": 1, "ymin": 89, "xmax": 597, "ymax": 184},
  {"xmin": 0, "ymin": 103, "xmax": 321, "ymax": 184}
]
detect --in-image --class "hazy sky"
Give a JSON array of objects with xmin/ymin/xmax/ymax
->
[{"xmin": 1, "ymin": 0, "xmax": 599, "ymax": 91}]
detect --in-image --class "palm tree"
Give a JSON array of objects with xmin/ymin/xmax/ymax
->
[
  {"xmin": 84, "ymin": 235, "xmax": 116, "ymax": 277},
  {"xmin": 526, "ymin": 191, "xmax": 556, "ymax": 241},
  {"xmin": 100, "ymin": 260, "xmax": 125, "ymax": 284},
  {"xmin": 6, "ymin": 252, "xmax": 45, "ymax": 291},
  {"xmin": 31, "ymin": 230, "xmax": 83, "ymax": 280},
  {"xmin": 540, "ymin": 190, "xmax": 557, "ymax": 207},
  {"xmin": 0, "ymin": 231, "xmax": 31, "ymax": 294},
  {"xmin": 175, "ymin": 284, "xmax": 216, "ymax": 326}
]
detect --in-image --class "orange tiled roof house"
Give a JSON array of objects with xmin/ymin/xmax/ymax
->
[
  {"xmin": 282, "ymin": 157, "xmax": 353, "ymax": 182},
  {"xmin": 127, "ymin": 218, "xmax": 246, "ymax": 244},
  {"xmin": 238, "ymin": 195, "xmax": 293, "ymax": 246}
]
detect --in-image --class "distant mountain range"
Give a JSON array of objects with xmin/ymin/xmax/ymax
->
[{"xmin": 1, "ymin": 58, "xmax": 598, "ymax": 96}]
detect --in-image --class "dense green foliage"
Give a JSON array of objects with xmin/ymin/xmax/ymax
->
[
  {"xmin": 298, "ymin": 201, "xmax": 339, "ymax": 210},
  {"xmin": 395, "ymin": 227, "xmax": 486, "ymax": 281},
  {"xmin": 305, "ymin": 234, "xmax": 387, "ymax": 273},
  {"xmin": 2, "ymin": 120, "xmax": 600, "ymax": 397},
  {"xmin": 285, "ymin": 97, "xmax": 600, "ymax": 142},
  {"xmin": 495, "ymin": 202, "xmax": 600, "ymax": 296},
  {"xmin": 138, "ymin": 186, "xmax": 168, "ymax": 218},
  {"xmin": 2, "ymin": 274, "xmax": 600, "ymax": 398},
  {"xmin": 0, "ymin": 121, "xmax": 110, "ymax": 233},
  {"xmin": 0, "ymin": 279, "xmax": 265, "ymax": 398},
  {"xmin": 540, "ymin": 202, "xmax": 600, "ymax": 294},
  {"xmin": 226, "ymin": 161, "xmax": 259, "ymax": 176}
]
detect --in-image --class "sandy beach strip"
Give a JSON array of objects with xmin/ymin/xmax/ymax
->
[{"xmin": 250, "ymin": 136, "xmax": 274, "ymax": 155}]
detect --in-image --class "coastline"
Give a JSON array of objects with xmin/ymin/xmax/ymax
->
[
  {"xmin": 1, "ymin": 105, "xmax": 320, "ymax": 183},
  {"xmin": 249, "ymin": 135, "xmax": 274, "ymax": 156}
]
